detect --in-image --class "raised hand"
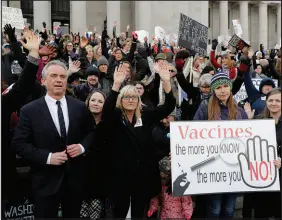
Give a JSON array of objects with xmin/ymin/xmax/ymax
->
[
  {"xmin": 158, "ymin": 64, "xmax": 171, "ymax": 83},
  {"xmin": 80, "ymin": 36, "xmax": 88, "ymax": 48},
  {"xmin": 114, "ymin": 64, "xmax": 127, "ymax": 85},
  {"xmin": 68, "ymin": 60, "xmax": 81, "ymax": 75},
  {"xmin": 18, "ymin": 28, "xmax": 40, "ymax": 53},
  {"xmin": 4, "ymin": 24, "xmax": 16, "ymax": 42},
  {"xmin": 212, "ymin": 39, "xmax": 218, "ymax": 50},
  {"xmin": 38, "ymin": 45, "xmax": 57, "ymax": 57},
  {"xmin": 238, "ymin": 136, "xmax": 278, "ymax": 189},
  {"xmin": 244, "ymin": 102, "xmax": 255, "ymax": 119}
]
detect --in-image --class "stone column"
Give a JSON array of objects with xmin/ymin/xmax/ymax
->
[
  {"xmin": 219, "ymin": 1, "xmax": 228, "ymax": 36},
  {"xmin": 107, "ymin": 1, "xmax": 121, "ymax": 38},
  {"xmin": 239, "ymin": 1, "xmax": 249, "ymax": 42},
  {"xmin": 258, "ymin": 1, "xmax": 268, "ymax": 49},
  {"xmin": 33, "ymin": 1, "xmax": 51, "ymax": 31},
  {"xmin": 2, "ymin": 1, "xmax": 7, "ymax": 6},
  {"xmin": 277, "ymin": 4, "xmax": 281, "ymax": 45},
  {"xmin": 135, "ymin": 1, "xmax": 152, "ymax": 39},
  {"xmin": 70, "ymin": 1, "xmax": 87, "ymax": 34}
]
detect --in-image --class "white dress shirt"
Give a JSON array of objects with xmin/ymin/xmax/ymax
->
[{"xmin": 45, "ymin": 94, "xmax": 85, "ymax": 164}]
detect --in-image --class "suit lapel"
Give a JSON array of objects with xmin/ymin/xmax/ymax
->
[
  {"xmin": 38, "ymin": 97, "xmax": 61, "ymax": 138},
  {"xmin": 66, "ymin": 96, "xmax": 76, "ymax": 144}
]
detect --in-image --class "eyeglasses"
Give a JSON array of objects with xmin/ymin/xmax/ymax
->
[
  {"xmin": 122, "ymin": 96, "xmax": 138, "ymax": 101},
  {"xmin": 67, "ymin": 44, "xmax": 73, "ymax": 47}
]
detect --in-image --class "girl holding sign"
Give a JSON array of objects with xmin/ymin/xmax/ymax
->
[{"xmin": 193, "ymin": 72, "xmax": 248, "ymax": 218}]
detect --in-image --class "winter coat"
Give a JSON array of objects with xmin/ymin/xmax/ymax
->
[
  {"xmin": 2, "ymin": 55, "xmax": 39, "ymax": 200},
  {"xmin": 101, "ymin": 90, "xmax": 176, "ymax": 199},
  {"xmin": 194, "ymin": 99, "xmax": 248, "ymax": 120},
  {"xmin": 71, "ymin": 82, "xmax": 102, "ymax": 102},
  {"xmin": 148, "ymin": 185, "xmax": 193, "ymax": 219}
]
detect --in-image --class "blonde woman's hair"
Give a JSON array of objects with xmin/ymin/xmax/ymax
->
[
  {"xmin": 86, "ymin": 45, "xmax": 93, "ymax": 51},
  {"xmin": 116, "ymin": 85, "xmax": 142, "ymax": 120},
  {"xmin": 263, "ymin": 88, "xmax": 281, "ymax": 118}
]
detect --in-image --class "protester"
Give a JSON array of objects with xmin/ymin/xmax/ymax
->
[
  {"xmin": 194, "ymin": 72, "xmax": 249, "ymax": 218},
  {"xmin": 101, "ymin": 63, "xmax": 175, "ymax": 218},
  {"xmin": 147, "ymin": 157, "xmax": 193, "ymax": 219}
]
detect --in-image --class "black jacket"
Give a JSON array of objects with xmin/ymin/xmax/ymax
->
[
  {"xmin": 101, "ymin": 89, "xmax": 176, "ymax": 199},
  {"xmin": 1, "ymin": 56, "xmax": 39, "ymax": 199}
]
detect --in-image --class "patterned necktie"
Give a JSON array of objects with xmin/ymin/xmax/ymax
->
[{"xmin": 56, "ymin": 100, "xmax": 67, "ymax": 140}]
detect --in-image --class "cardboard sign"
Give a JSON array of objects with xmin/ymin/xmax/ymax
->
[
  {"xmin": 170, "ymin": 120, "xmax": 280, "ymax": 196},
  {"xmin": 234, "ymin": 78, "xmax": 278, "ymax": 102},
  {"xmin": 228, "ymin": 34, "xmax": 250, "ymax": 50},
  {"xmin": 2, "ymin": 6, "xmax": 25, "ymax": 29},
  {"xmin": 178, "ymin": 13, "xmax": 208, "ymax": 56}
]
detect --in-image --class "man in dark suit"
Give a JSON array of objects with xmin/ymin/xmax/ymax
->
[{"xmin": 12, "ymin": 59, "xmax": 95, "ymax": 218}]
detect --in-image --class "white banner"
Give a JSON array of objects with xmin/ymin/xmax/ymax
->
[
  {"xmin": 170, "ymin": 120, "xmax": 280, "ymax": 196},
  {"xmin": 234, "ymin": 78, "xmax": 278, "ymax": 102},
  {"xmin": 2, "ymin": 6, "xmax": 25, "ymax": 29}
]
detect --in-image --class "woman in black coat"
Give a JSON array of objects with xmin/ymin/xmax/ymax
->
[{"xmin": 101, "ymin": 63, "xmax": 176, "ymax": 218}]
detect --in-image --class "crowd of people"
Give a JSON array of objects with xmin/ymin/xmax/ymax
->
[{"xmin": 1, "ymin": 19, "xmax": 281, "ymax": 219}]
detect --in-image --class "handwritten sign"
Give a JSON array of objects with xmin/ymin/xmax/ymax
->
[
  {"xmin": 2, "ymin": 6, "xmax": 25, "ymax": 29},
  {"xmin": 232, "ymin": 20, "xmax": 243, "ymax": 38},
  {"xmin": 178, "ymin": 13, "xmax": 208, "ymax": 56},
  {"xmin": 170, "ymin": 120, "xmax": 280, "ymax": 196},
  {"xmin": 228, "ymin": 34, "xmax": 250, "ymax": 50},
  {"xmin": 135, "ymin": 30, "xmax": 149, "ymax": 43}
]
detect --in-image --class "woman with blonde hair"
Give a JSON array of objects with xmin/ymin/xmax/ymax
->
[
  {"xmin": 101, "ymin": 63, "xmax": 176, "ymax": 218},
  {"xmin": 194, "ymin": 72, "xmax": 249, "ymax": 218}
]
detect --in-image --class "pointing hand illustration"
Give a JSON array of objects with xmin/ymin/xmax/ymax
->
[
  {"xmin": 238, "ymin": 136, "xmax": 278, "ymax": 189},
  {"xmin": 173, "ymin": 172, "xmax": 190, "ymax": 196}
]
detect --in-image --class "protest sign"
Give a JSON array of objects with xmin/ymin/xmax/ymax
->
[
  {"xmin": 135, "ymin": 30, "xmax": 149, "ymax": 43},
  {"xmin": 2, "ymin": 6, "xmax": 25, "ymax": 29},
  {"xmin": 232, "ymin": 20, "xmax": 243, "ymax": 38},
  {"xmin": 234, "ymin": 78, "xmax": 278, "ymax": 102},
  {"xmin": 228, "ymin": 34, "xmax": 250, "ymax": 50},
  {"xmin": 178, "ymin": 13, "xmax": 208, "ymax": 56},
  {"xmin": 170, "ymin": 120, "xmax": 280, "ymax": 196},
  {"xmin": 154, "ymin": 26, "xmax": 165, "ymax": 40}
]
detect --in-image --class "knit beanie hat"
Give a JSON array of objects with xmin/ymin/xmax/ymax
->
[
  {"xmin": 97, "ymin": 56, "xmax": 109, "ymax": 67},
  {"xmin": 259, "ymin": 78, "xmax": 275, "ymax": 93},
  {"xmin": 210, "ymin": 72, "xmax": 232, "ymax": 93},
  {"xmin": 86, "ymin": 66, "xmax": 100, "ymax": 78}
]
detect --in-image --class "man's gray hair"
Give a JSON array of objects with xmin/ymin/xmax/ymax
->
[
  {"xmin": 42, "ymin": 60, "xmax": 68, "ymax": 79},
  {"xmin": 199, "ymin": 74, "xmax": 213, "ymax": 87}
]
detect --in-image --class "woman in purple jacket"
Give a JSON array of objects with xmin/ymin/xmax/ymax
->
[{"xmin": 193, "ymin": 72, "xmax": 248, "ymax": 218}]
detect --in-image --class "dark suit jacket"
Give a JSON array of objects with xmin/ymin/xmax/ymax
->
[{"xmin": 12, "ymin": 95, "xmax": 95, "ymax": 197}]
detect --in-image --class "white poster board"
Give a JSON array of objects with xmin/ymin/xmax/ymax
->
[
  {"xmin": 2, "ymin": 6, "xmax": 25, "ymax": 29},
  {"xmin": 232, "ymin": 20, "xmax": 243, "ymax": 38},
  {"xmin": 155, "ymin": 26, "xmax": 165, "ymax": 40},
  {"xmin": 170, "ymin": 120, "xmax": 280, "ymax": 196},
  {"xmin": 234, "ymin": 78, "xmax": 278, "ymax": 102},
  {"xmin": 135, "ymin": 30, "xmax": 149, "ymax": 43}
]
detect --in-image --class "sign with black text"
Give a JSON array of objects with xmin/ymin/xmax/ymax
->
[
  {"xmin": 170, "ymin": 120, "xmax": 280, "ymax": 197},
  {"xmin": 178, "ymin": 13, "xmax": 208, "ymax": 56}
]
